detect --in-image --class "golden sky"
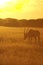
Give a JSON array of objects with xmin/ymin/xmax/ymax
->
[{"xmin": 0, "ymin": 0, "xmax": 43, "ymax": 19}]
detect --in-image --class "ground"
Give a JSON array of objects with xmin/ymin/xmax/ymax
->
[{"xmin": 0, "ymin": 26, "xmax": 43, "ymax": 65}]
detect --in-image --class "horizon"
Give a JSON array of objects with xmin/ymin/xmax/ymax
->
[{"xmin": 0, "ymin": 18, "xmax": 43, "ymax": 20}]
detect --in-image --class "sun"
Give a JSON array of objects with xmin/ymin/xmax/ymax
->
[
  {"xmin": 0, "ymin": 0, "xmax": 18, "ymax": 8},
  {"xmin": 0, "ymin": 0, "xmax": 11, "ymax": 8},
  {"xmin": 0, "ymin": 0, "xmax": 30, "ymax": 11},
  {"xmin": 0, "ymin": 0, "xmax": 8, "ymax": 4}
]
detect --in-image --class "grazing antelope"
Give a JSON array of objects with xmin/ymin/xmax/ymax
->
[{"xmin": 24, "ymin": 29, "xmax": 40, "ymax": 43}]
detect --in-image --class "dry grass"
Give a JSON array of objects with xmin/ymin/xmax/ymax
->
[{"xmin": 0, "ymin": 26, "xmax": 43, "ymax": 65}]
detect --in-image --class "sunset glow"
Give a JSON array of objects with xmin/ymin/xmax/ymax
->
[{"xmin": 0, "ymin": 0, "xmax": 43, "ymax": 19}]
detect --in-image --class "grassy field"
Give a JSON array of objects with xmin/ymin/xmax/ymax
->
[{"xmin": 0, "ymin": 26, "xmax": 43, "ymax": 65}]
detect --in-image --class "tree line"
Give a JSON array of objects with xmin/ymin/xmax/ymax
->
[{"xmin": 0, "ymin": 18, "xmax": 43, "ymax": 27}]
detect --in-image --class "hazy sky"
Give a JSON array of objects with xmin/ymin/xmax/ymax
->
[{"xmin": 0, "ymin": 0, "xmax": 43, "ymax": 19}]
